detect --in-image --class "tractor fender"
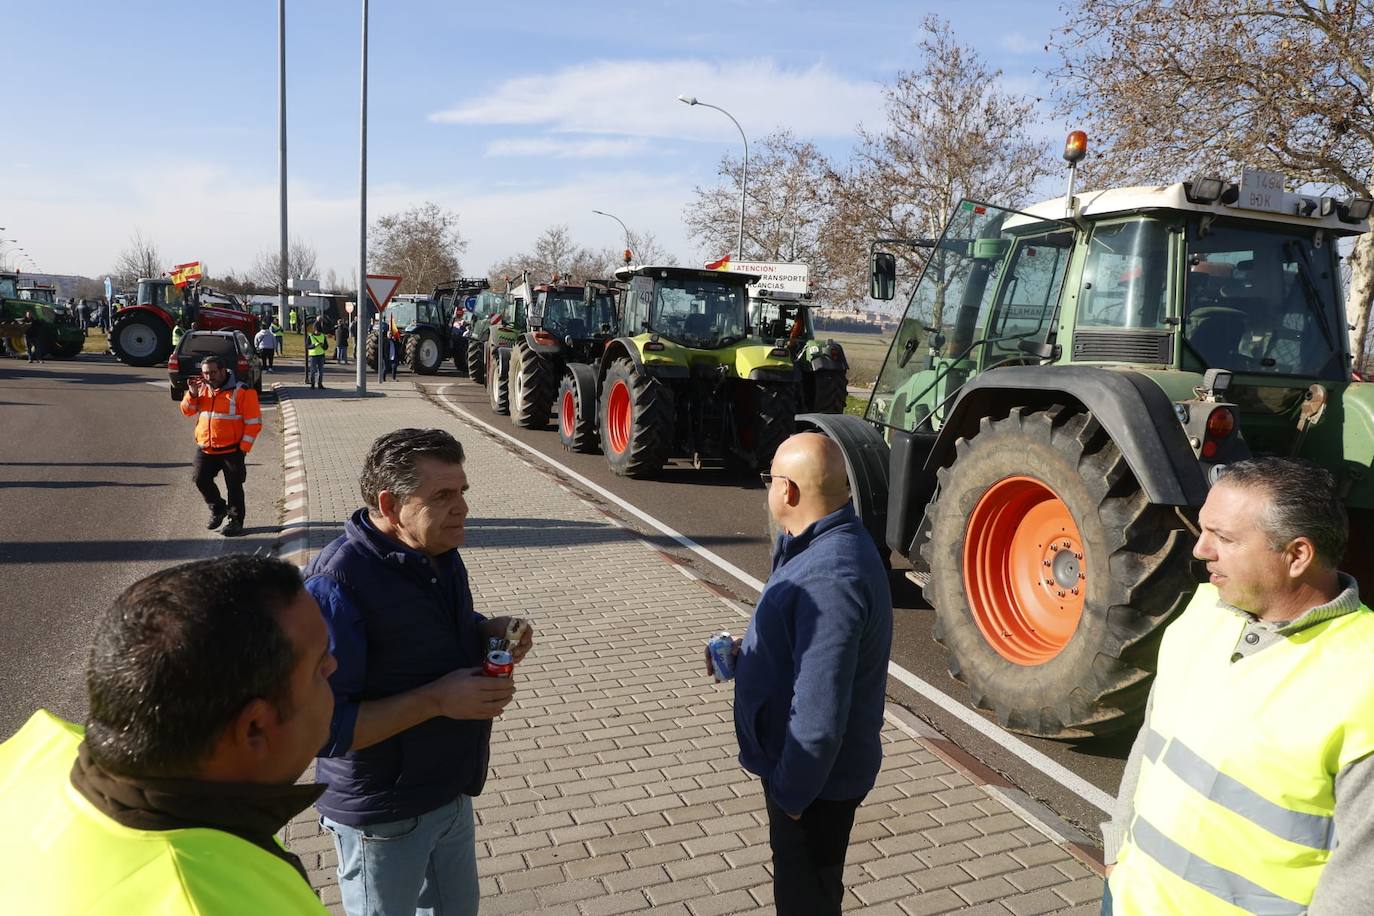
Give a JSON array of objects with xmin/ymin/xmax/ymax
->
[
  {"xmin": 801, "ymin": 354, "xmax": 843, "ymax": 373},
  {"xmin": 600, "ymin": 337, "xmax": 689, "ymax": 380},
  {"xmin": 113, "ymin": 305, "xmax": 174, "ymax": 330},
  {"xmin": 522, "ymin": 330, "xmax": 564, "ymax": 356},
  {"xmin": 933, "ymin": 365, "xmax": 1209, "ymax": 507},
  {"xmin": 565, "ymin": 361, "xmax": 599, "ymax": 423},
  {"xmin": 794, "ymin": 412, "xmax": 891, "ymax": 558},
  {"xmin": 735, "ymin": 343, "xmax": 795, "ymax": 381}
]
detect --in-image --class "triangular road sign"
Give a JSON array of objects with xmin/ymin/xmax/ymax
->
[{"xmin": 366, "ymin": 274, "xmax": 403, "ymax": 311}]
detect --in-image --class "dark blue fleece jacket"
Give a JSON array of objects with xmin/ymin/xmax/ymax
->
[
  {"xmin": 305, "ymin": 508, "xmax": 490, "ymax": 825},
  {"xmin": 733, "ymin": 503, "xmax": 893, "ymax": 815}
]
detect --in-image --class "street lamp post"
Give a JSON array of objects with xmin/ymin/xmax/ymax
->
[
  {"xmin": 677, "ymin": 95, "xmax": 747, "ymax": 259},
  {"xmin": 356, "ymin": 0, "xmax": 369, "ymax": 396},
  {"xmin": 591, "ymin": 209, "xmax": 632, "ymax": 261}
]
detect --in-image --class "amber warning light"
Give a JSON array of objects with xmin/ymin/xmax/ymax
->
[{"xmin": 1064, "ymin": 131, "xmax": 1088, "ymax": 164}]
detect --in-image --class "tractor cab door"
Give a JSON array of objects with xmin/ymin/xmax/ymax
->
[{"xmin": 978, "ymin": 228, "xmax": 1074, "ymax": 370}]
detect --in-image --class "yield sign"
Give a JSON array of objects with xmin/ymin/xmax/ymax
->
[{"xmin": 365, "ymin": 274, "xmax": 403, "ymax": 311}]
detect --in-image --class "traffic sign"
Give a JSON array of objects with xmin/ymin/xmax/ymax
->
[{"xmin": 366, "ymin": 274, "xmax": 403, "ymax": 311}]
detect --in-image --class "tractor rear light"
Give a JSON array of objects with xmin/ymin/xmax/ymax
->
[
  {"xmin": 533, "ymin": 331, "xmax": 556, "ymax": 345},
  {"xmin": 1201, "ymin": 439, "xmax": 1219, "ymax": 459},
  {"xmin": 1205, "ymin": 407, "xmax": 1236, "ymax": 440},
  {"xmin": 644, "ymin": 340, "xmax": 665, "ymax": 352},
  {"xmin": 828, "ymin": 346, "xmax": 840, "ymax": 360}
]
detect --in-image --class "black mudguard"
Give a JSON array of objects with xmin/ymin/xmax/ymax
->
[{"xmin": 794, "ymin": 413, "xmax": 891, "ymax": 558}]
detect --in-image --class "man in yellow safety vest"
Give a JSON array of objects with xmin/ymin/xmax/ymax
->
[
  {"xmin": 1104, "ymin": 457, "xmax": 1374, "ymax": 915},
  {"xmin": 0, "ymin": 555, "xmax": 337, "ymax": 914},
  {"xmin": 306, "ymin": 322, "xmax": 329, "ymax": 389}
]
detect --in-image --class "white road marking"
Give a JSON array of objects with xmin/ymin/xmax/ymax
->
[
  {"xmin": 145, "ymin": 381, "xmax": 167, "ymax": 387},
  {"xmin": 436, "ymin": 384, "xmax": 1114, "ymax": 813}
]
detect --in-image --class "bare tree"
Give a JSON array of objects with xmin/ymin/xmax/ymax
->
[
  {"xmin": 489, "ymin": 225, "xmax": 606, "ymax": 284},
  {"xmin": 110, "ymin": 230, "xmax": 164, "ymax": 285},
  {"xmin": 684, "ymin": 131, "xmax": 841, "ymax": 301},
  {"xmin": 826, "ymin": 16, "xmax": 1055, "ymax": 315},
  {"xmin": 371, "ymin": 202, "xmax": 466, "ymax": 294},
  {"xmin": 1051, "ymin": 0, "xmax": 1374, "ymax": 363},
  {"xmin": 249, "ymin": 238, "xmax": 320, "ymax": 290}
]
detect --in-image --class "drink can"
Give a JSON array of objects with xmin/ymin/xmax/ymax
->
[
  {"xmin": 707, "ymin": 631, "xmax": 735, "ymax": 681},
  {"xmin": 484, "ymin": 649, "xmax": 514, "ymax": 678}
]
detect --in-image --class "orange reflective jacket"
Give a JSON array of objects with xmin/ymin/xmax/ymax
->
[{"xmin": 181, "ymin": 382, "xmax": 262, "ymax": 455}]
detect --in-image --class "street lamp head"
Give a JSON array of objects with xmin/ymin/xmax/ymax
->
[
  {"xmin": 677, "ymin": 95, "xmax": 697, "ymax": 106},
  {"xmin": 591, "ymin": 209, "xmax": 607, "ymax": 216}
]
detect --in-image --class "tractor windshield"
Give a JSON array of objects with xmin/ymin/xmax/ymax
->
[
  {"xmin": 0, "ymin": 278, "xmax": 15, "ymax": 299},
  {"xmin": 651, "ymin": 278, "xmax": 748, "ymax": 348},
  {"xmin": 19, "ymin": 288, "xmax": 56, "ymax": 304},
  {"xmin": 751, "ymin": 299, "xmax": 815, "ymax": 344},
  {"xmin": 473, "ymin": 291, "xmax": 506, "ymax": 319},
  {"xmin": 538, "ymin": 289, "xmax": 616, "ymax": 338},
  {"xmin": 387, "ymin": 301, "xmax": 420, "ymax": 327},
  {"xmin": 867, "ymin": 200, "xmax": 1072, "ymax": 432},
  {"xmin": 1182, "ymin": 220, "xmax": 1345, "ymax": 380}
]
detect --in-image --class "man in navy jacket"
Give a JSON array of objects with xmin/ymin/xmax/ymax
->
[
  {"xmin": 306, "ymin": 428, "xmax": 533, "ymax": 916},
  {"xmin": 720, "ymin": 432, "xmax": 893, "ymax": 916}
]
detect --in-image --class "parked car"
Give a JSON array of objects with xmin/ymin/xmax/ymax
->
[{"xmin": 167, "ymin": 329, "xmax": 263, "ymax": 401}]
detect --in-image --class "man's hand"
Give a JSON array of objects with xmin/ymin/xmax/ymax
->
[
  {"xmin": 703, "ymin": 636, "xmax": 743, "ymax": 679},
  {"xmin": 187, "ymin": 377, "xmax": 205, "ymax": 397},
  {"xmin": 484, "ymin": 616, "xmax": 534, "ymax": 664},
  {"xmin": 426, "ymin": 667, "xmax": 516, "ymax": 720}
]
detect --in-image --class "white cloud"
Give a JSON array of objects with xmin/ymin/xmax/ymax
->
[
  {"xmin": 430, "ymin": 58, "xmax": 884, "ymax": 142},
  {"xmin": 485, "ymin": 136, "xmax": 651, "ymax": 159}
]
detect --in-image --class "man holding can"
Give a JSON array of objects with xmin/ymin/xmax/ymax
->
[
  {"xmin": 713, "ymin": 432, "xmax": 893, "ymax": 916},
  {"xmin": 305, "ymin": 428, "xmax": 533, "ymax": 916}
]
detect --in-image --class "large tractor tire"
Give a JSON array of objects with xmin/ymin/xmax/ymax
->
[
  {"xmin": 921, "ymin": 405, "xmax": 1196, "ymax": 739},
  {"xmin": 810, "ymin": 368, "xmax": 848, "ymax": 414},
  {"xmin": 451, "ymin": 335, "xmax": 471, "ymax": 376},
  {"xmin": 49, "ymin": 334, "xmax": 84, "ymax": 359},
  {"xmin": 111, "ymin": 316, "xmax": 171, "ymax": 367},
  {"xmin": 467, "ymin": 338, "xmax": 486, "ymax": 386},
  {"xmin": 558, "ymin": 363, "xmax": 599, "ymax": 453},
  {"xmin": 406, "ymin": 331, "xmax": 444, "ymax": 375},
  {"xmin": 510, "ymin": 337, "xmax": 558, "ymax": 429},
  {"xmin": 599, "ymin": 357, "xmax": 674, "ymax": 477},
  {"xmin": 488, "ymin": 346, "xmax": 511, "ymax": 416},
  {"xmin": 366, "ymin": 330, "xmax": 380, "ymax": 370},
  {"xmin": 750, "ymin": 381, "xmax": 798, "ymax": 470}
]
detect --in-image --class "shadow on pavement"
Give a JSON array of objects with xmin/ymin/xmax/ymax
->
[
  {"xmin": 0, "ymin": 481, "xmax": 167, "ymax": 490},
  {"xmin": 0, "ymin": 461, "xmax": 188, "ymax": 469}
]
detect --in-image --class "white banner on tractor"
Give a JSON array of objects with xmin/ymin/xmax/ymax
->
[{"xmin": 705, "ymin": 256, "xmax": 810, "ymax": 296}]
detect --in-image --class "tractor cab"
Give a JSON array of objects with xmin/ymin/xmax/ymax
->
[
  {"xmin": 17, "ymin": 285, "xmax": 57, "ymax": 306},
  {"xmin": 137, "ymin": 277, "xmax": 187, "ymax": 314},
  {"xmin": 529, "ymin": 281, "xmax": 617, "ymax": 340},
  {"xmin": 750, "ymin": 290, "xmax": 816, "ymax": 351},
  {"xmin": 615, "ymin": 266, "xmax": 754, "ymax": 350}
]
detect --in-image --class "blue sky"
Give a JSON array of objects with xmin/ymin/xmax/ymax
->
[{"xmin": 5, "ymin": 0, "xmax": 1067, "ymax": 282}]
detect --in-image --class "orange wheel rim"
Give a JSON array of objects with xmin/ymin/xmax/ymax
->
[
  {"xmin": 560, "ymin": 390, "xmax": 575, "ymax": 437},
  {"xmin": 607, "ymin": 381, "xmax": 631, "ymax": 454},
  {"xmin": 963, "ymin": 476, "xmax": 1086, "ymax": 665}
]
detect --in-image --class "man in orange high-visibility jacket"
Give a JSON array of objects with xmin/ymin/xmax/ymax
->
[{"xmin": 181, "ymin": 355, "xmax": 262, "ymax": 537}]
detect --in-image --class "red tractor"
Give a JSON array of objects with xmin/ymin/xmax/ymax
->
[{"xmin": 109, "ymin": 277, "xmax": 259, "ymax": 367}]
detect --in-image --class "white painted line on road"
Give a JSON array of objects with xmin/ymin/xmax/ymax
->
[{"xmin": 435, "ymin": 384, "xmax": 1113, "ymax": 814}]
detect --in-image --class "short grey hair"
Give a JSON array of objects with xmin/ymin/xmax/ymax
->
[
  {"xmin": 360, "ymin": 428, "xmax": 465, "ymax": 512},
  {"xmin": 1217, "ymin": 457, "xmax": 1347, "ymax": 568}
]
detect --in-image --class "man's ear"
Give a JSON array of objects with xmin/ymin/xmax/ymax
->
[
  {"xmin": 220, "ymin": 697, "xmax": 275, "ymax": 761},
  {"xmin": 1286, "ymin": 536, "xmax": 1319, "ymax": 579},
  {"xmin": 376, "ymin": 489, "xmax": 402, "ymax": 525}
]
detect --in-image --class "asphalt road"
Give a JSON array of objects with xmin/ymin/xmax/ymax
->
[
  {"xmin": 422, "ymin": 372, "xmax": 1130, "ymax": 836},
  {"xmin": 0, "ymin": 353, "xmax": 283, "ymax": 740}
]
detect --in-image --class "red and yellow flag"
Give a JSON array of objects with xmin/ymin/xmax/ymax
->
[
  {"xmin": 169, "ymin": 261, "xmax": 204, "ymax": 288},
  {"xmin": 704, "ymin": 254, "xmax": 731, "ymax": 271}
]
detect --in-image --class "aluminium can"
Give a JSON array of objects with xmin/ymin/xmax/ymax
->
[
  {"xmin": 707, "ymin": 631, "xmax": 736, "ymax": 681},
  {"xmin": 484, "ymin": 649, "xmax": 514, "ymax": 678}
]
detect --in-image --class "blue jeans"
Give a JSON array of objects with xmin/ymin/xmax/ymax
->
[
  {"xmin": 308, "ymin": 354, "xmax": 327, "ymax": 385},
  {"xmin": 321, "ymin": 796, "xmax": 478, "ymax": 916}
]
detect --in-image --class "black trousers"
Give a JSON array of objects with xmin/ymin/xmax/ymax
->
[
  {"xmin": 765, "ymin": 786, "xmax": 864, "ymax": 916},
  {"xmin": 193, "ymin": 449, "xmax": 246, "ymax": 519},
  {"xmin": 261, "ymin": 349, "xmax": 274, "ymax": 368}
]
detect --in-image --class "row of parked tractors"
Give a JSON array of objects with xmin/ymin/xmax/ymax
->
[{"xmin": 361, "ymin": 266, "xmax": 849, "ymax": 478}]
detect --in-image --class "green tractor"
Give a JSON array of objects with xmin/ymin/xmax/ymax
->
[
  {"xmin": 460, "ymin": 289, "xmax": 511, "ymax": 385},
  {"xmin": 427, "ymin": 277, "xmax": 491, "ymax": 376},
  {"xmin": 581, "ymin": 265, "xmax": 798, "ymax": 477},
  {"xmin": 506, "ymin": 279, "xmax": 619, "ymax": 433},
  {"xmin": 802, "ymin": 144, "xmax": 1374, "ymax": 740},
  {"xmin": 0, "ymin": 276, "xmax": 84, "ymax": 359},
  {"xmin": 478, "ymin": 279, "xmax": 535, "ymax": 417},
  {"xmin": 749, "ymin": 288, "xmax": 849, "ymax": 413}
]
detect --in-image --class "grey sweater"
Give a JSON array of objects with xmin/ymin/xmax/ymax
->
[{"xmin": 1103, "ymin": 574, "xmax": 1371, "ymax": 914}]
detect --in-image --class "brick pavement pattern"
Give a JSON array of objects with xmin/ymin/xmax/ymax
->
[{"xmin": 279, "ymin": 382, "xmax": 1103, "ymax": 915}]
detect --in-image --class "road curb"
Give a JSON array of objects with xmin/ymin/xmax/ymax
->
[{"xmin": 273, "ymin": 383, "xmax": 311, "ymax": 568}]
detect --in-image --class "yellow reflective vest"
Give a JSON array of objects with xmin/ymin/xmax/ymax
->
[
  {"xmin": 307, "ymin": 332, "xmax": 328, "ymax": 357},
  {"xmin": 1110, "ymin": 585, "xmax": 1374, "ymax": 915},
  {"xmin": 0, "ymin": 711, "xmax": 328, "ymax": 915}
]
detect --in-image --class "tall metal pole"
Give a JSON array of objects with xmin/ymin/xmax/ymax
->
[
  {"xmin": 355, "ymin": 0, "xmax": 369, "ymax": 395},
  {"xmin": 591, "ymin": 209, "xmax": 631, "ymax": 256},
  {"xmin": 677, "ymin": 96, "xmax": 748, "ymax": 259},
  {"xmin": 277, "ymin": 0, "xmax": 289, "ymax": 335}
]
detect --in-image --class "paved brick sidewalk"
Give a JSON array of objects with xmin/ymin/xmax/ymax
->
[{"xmin": 275, "ymin": 382, "xmax": 1104, "ymax": 915}]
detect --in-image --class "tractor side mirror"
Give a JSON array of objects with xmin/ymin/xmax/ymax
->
[{"xmin": 871, "ymin": 251, "xmax": 896, "ymax": 301}]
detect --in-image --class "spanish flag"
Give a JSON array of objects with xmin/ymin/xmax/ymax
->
[
  {"xmin": 170, "ymin": 261, "xmax": 204, "ymax": 288},
  {"xmin": 704, "ymin": 254, "xmax": 731, "ymax": 271}
]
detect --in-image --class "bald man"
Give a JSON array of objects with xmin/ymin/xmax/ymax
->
[{"xmin": 724, "ymin": 432, "xmax": 894, "ymax": 915}]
